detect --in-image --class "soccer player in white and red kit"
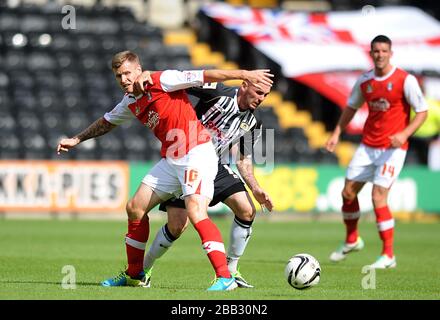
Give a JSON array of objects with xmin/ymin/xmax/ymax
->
[
  {"xmin": 325, "ymin": 35, "xmax": 428, "ymax": 269},
  {"xmin": 56, "ymin": 51, "xmax": 273, "ymax": 290}
]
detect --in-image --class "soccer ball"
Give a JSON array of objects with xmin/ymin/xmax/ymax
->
[{"xmin": 285, "ymin": 253, "xmax": 321, "ymax": 289}]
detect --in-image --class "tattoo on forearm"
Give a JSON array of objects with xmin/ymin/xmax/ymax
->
[
  {"xmin": 75, "ymin": 118, "xmax": 115, "ymax": 142},
  {"xmin": 237, "ymin": 159, "xmax": 259, "ymax": 190}
]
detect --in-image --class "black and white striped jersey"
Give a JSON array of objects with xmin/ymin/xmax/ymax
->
[{"xmin": 186, "ymin": 82, "xmax": 262, "ymax": 158}]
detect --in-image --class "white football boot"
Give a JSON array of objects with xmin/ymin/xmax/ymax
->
[
  {"xmin": 369, "ymin": 255, "xmax": 396, "ymax": 269},
  {"xmin": 329, "ymin": 237, "xmax": 365, "ymax": 262}
]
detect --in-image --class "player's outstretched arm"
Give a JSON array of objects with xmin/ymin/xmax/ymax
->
[
  {"xmin": 203, "ymin": 69, "xmax": 274, "ymax": 89},
  {"xmin": 57, "ymin": 117, "xmax": 116, "ymax": 154},
  {"xmin": 326, "ymin": 107, "xmax": 357, "ymax": 153},
  {"xmin": 236, "ymin": 154, "xmax": 273, "ymax": 212}
]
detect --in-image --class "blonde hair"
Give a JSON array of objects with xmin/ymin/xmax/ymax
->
[{"xmin": 111, "ymin": 51, "xmax": 141, "ymax": 70}]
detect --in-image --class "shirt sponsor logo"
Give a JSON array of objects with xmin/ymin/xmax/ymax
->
[{"xmin": 368, "ymin": 98, "xmax": 390, "ymax": 111}]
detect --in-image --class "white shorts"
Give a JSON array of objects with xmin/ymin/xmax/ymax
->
[
  {"xmin": 142, "ymin": 142, "xmax": 218, "ymax": 201},
  {"xmin": 346, "ymin": 143, "xmax": 407, "ymax": 188}
]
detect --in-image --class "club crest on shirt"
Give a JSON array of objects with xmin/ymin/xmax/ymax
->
[
  {"xmin": 387, "ymin": 82, "xmax": 393, "ymax": 91},
  {"xmin": 183, "ymin": 71, "xmax": 197, "ymax": 83},
  {"xmin": 145, "ymin": 110, "xmax": 159, "ymax": 130},
  {"xmin": 366, "ymin": 84, "xmax": 373, "ymax": 93},
  {"xmin": 240, "ymin": 122, "xmax": 250, "ymax": 131}
]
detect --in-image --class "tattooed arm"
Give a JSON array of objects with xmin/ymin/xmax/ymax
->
[
  {"xmin": 57, "ymin": 117, "xmax": 116, "ymax": 154},
  {"xmin": 236, "ymin": 154, "xmax": 273, "ymax": 212}
]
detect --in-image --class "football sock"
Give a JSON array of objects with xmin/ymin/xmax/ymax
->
[
  {"xmin": 143, "ymin": 223, "xmax": 176, "ymax": 271},
  {"xmin": 374, "ymin": 206, "xmax": 394, "ymax": 258},
  {"xmin": 194, "ymin": 218, "xmax": 230, "ymax": 278},
  {"xmin": 227, "ymin": 215, "xmax": 253, "ymax": 274},
  {"xmin": 342, "ymin": 197, "xmax": 360, "ymax": 244},
  {"xmin": 125, "ymin": 216, "xmax": 150, "ymax": 277}
]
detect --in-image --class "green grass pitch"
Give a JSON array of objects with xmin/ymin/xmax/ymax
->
[{"xmin": 0, "ymin": 217, "xmax": 439, "ymax": 300}]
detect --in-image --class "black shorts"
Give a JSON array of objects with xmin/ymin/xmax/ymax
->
[{"xmin": 158, "ymin": 163, "xmax": 247, "ymax": 212}]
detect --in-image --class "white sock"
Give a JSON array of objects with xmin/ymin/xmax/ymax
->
[
  {"xmin": 143, "ymin": 224, "xmax": 175, "ymax": 271},
  {"xmin": 227, "ymin": 216, "xmax": 253, "ymax": 274}
]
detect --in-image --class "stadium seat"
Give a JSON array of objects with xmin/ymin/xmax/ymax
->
[
  {"xmin": 62, "ymin": 92, "xmax": 86, "ymax": 111},
  {"xmin": 0, "ymin": 12, "xmax": 20, "ymax": 32},
  {"xmin": 121, "ymin": 132, "xmax": 160, "ymax": 161},
  {"xmin": 21, "ymin": 14, "xmax": 48, "ymax": 33},
  {"xmin": 73, "ymin": 139, "xmax": 99, "ymax": 160},
  {"xmin": 27, "ymin": 52, "xmax": 57, "ymax": 71},
  {"xmin": 56, "ymin": 52, "xmax": 78, "ymax": 71},
  {"xmin": 4, "ymin": 50, "xmax": 27, "ymax": 71},
  {"xmin": 21, "ymin": 132, "xmax": 47, "ymax": 159},
  {"xmin": 76, "ymin": 34, "xmax": 100, "ymax": 53},
  {"xmin": 0, "ymin": 133, "xmax": 21, "ymax": 159},
  {"xmin": 0, "ymin": 52, "xmax": 5, "ymax": 71},
  {"xmin": 40, "ymin": 111, "xmax": 65, "ymax": 132},
  {"xmin": 86, "ymin": 90, "xmax": 114, "ymax": 112},
  {"xmin": 52, "ymin": 34, "xmax": 77, "ymax": 52},
  {"xmin": 13, "ymin": 93, "xmax": 38, "ymax": 111},
  {"xmin": 17, "ymin": 111, "xmax": 42, "ymax": 132},
  {"xmin": 34, "ymin": 71, "xmax": 58, "ymax": 91},
  {"xmin": 0, "ymin": 111, "xmax": 17, "ymax": 133},
  {"xmin": 66, "ymin": 112, "xmax": 90, "ymax": 133},
  {"xmin": 0, "ymin": 89, "xmax": 11, "ymax": 111},
  {"xmin": 37, "ymin": 92, "xmax": 61, "ymax": 113},
  {"xmin": 78, "ymin": 54, "xmax": 105, "ymax": 72},
  {"xmin": 84, "ymin": 73, "xmax": 108, "ymax": 92},
  {"xmin": 10, "ymin": 70, "xmax": 35, "ymax": 90},
  {"xmin": 60, "ymin": 72, "xmax": 82, "ymax": 91},
  {"xmin": 100, "ymin": 35, "xmax": 125, "ymax": 53}
]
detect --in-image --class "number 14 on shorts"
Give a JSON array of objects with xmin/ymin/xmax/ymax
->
[{"xmin": 381, "ymin": 163, "xmax": 395, "ymax": 178}]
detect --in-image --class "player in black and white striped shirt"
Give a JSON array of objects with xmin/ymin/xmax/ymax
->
[{"xmin": 138, "ymin": 77, "xmax": 274, "ymax": 288}]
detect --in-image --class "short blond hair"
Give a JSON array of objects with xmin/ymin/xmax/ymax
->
[{"xmin": 111, "ymin": 51, "xmax": 141, "ymax": 70}]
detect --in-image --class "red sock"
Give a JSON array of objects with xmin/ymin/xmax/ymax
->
[
  {"xmin": 342, "ymin": 197, "xmax": 360, "ymax": 244},
  {"xmin": 125, "ymin": 216, "xmax": 150, "ymax": 277},
  {"xmin": 374, "ymin": 206, "xmax": 394, "ymax": 258},
  {"xmin": 194, "ymin": 218, "xmax": 230, "ymax": 278}
]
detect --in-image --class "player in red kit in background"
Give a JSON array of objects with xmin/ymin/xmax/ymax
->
[
  {"xmin": 325, "ymin": 35, "xmax": 428, "ymax": 269},
  {"xmin": 56, "ymin": 51, "xmax": 273, "ymax": 290}
]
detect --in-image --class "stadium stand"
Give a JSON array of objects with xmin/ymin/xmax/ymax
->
[
  {"xmin": 3, "ymin": 0, "xmax": 431, "ymax": 166},
  {"xmin": 0, "ymin": 1, "xmax": 191, "ymax": 161},
  {"xmin": 0, "ymin": 0, "xmax": 342, "ymax": 164}
]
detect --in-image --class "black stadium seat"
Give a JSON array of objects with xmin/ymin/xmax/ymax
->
[
  {"xmin": 0, "ymin": 3, "xmax": 277, "ymax": 163},
  {"xmin": 27, "ymin": 52, "xmax": 57, "ymax": 71},
  {"xmin": 0, "ymin": 133, "xmax": 21, "ymax": 159},
  {"xmin": 21, "ymin": 14, "xmax": 48, "ymax": 33},
  {"xmin": 10, "ymin": 70, "xmax": 35, "ymax": 90},
  {"xmin": 0, "ymin": 12, "xmax": 20, "ymax": 32},
  {"xmin": 17, "ymin": 110, "xmax": 42, "ymax": 132},
  {"xmin": 21, "ymin": 132, "xmax": 48, "ymax": 159}
]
